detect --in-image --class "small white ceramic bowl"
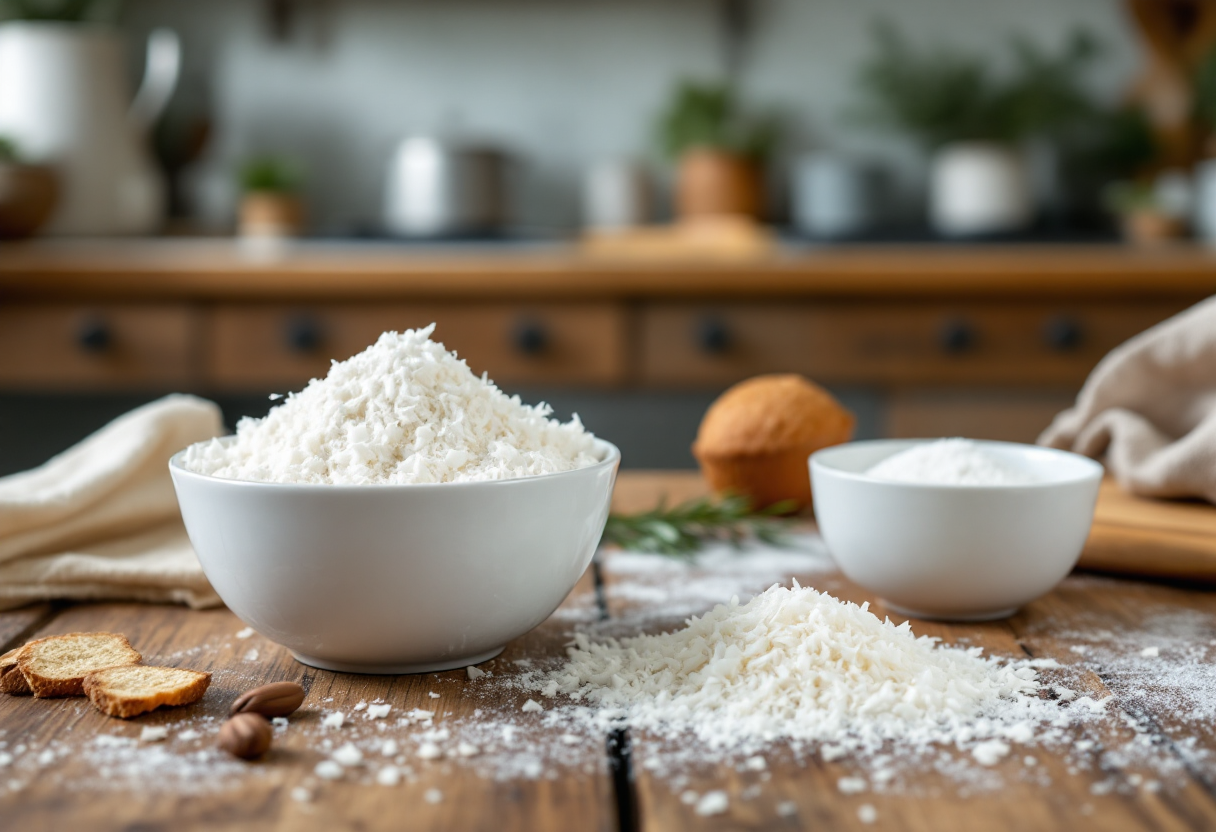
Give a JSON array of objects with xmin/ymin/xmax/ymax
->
[
  {"xmin": 170, "ymin": 439, "xmax": 619, "ymax": 674},
  {"xmin": 809, "ymin": 439, "xmax": 1103, "ymax": 621}
]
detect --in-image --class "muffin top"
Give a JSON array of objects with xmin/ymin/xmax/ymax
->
[{"xmin": 693, "ymin": 374, "xmax": 855, "ymax": 458}]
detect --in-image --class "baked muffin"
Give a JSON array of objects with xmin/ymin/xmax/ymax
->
[{"xmin": 692, "ymin": 374, "xmax": 854, "ymax": 509}]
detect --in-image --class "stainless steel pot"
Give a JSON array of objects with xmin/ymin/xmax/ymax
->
[{"xmin": 382, "ymin": 137, "xmax": 509, "ymax": 238}]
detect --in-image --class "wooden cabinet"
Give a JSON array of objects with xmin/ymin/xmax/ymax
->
[
  {"xmin": 638, "ymin": 301, "xmax": 1189, "ymax": 388},
  {"xmin": 0, "ymin": 304, "xmax": 197, "ymax": 389},
  {"xmin": 204, "ymin": 303, "xmax": 629, "ymax": 389}
]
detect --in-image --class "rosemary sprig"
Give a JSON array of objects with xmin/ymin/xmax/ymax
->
[{"xmin": 600, "ymin": 493, "xmax": 799, "ymax": 556}]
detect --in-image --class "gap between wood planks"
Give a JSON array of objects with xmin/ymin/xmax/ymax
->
[{"xmin": 593, "ymin": 558, "xmax": 641, "ymax": 832}]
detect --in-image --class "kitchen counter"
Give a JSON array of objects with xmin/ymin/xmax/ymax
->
[
  {"xmin": 2, "ymin": 470, "xmax": 1216, "ymax": 831},
  {"xmin": 1, "ymin": 239, "xmax": 1215, "ymax": 300}
]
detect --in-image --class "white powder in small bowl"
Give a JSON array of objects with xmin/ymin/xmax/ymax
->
[
  {"xmin": 183, "ymin": 324, "xmax": 599, "ymax": 485},
  {"xmin": 865, "ymin": 438, "xmax": 1038, "ymax": 486}
]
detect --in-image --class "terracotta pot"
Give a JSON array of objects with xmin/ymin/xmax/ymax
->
[
  {"xmin": 239, "ymin": 192, "xmax": 304, "ymax": 238},
  {"xmin": 0, "ymin": 163, "xmax": 58, "ymax": 239},
  {"xmin": 1121, "ymin": 210, "xmax": 1186, "ymax": 246},
  {"xmin": 675, "ymin": 148, "xmax": 762, "ymax": 220}
]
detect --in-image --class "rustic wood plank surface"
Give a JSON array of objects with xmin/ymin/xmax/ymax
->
[
  {"xmin": 1, "ymin": 471, "xmax": 1216, "ymax": 831},
  {"xmin": 1, "ymin": 240, "xmax": 1215, "ymax": 301},
  {"xmin": 601, "ymin": 473, "xmax": 1216, "ymax": 831},
  {"xmin": 0, "ymin": 572, "xmax": 615, "ymax": 832}
]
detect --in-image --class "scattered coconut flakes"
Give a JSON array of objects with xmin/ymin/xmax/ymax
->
[
  {"xmin": 541, "ymin": 582, "xmax": 1076, "ymax": 754},
  {"xmin": 177, "ymin": 729, "xmax": 202, "ymax": 741},
  {"xmin": 366, "ymin": 704, "xmax": 391, "ymax": 720},
  {"xmin": 743, "ymin": 755, "xmax": 766, "ymax": 771},
  {"xmin": 1140, "ymin": 647, "xmax": 1160, "ymax": 658},
  {"xmin": 332, "ymin": 743, "xmax": 363, "ymax": 767},
  {"xmin": 291, "ymin": 786, "xmax": 312, "ymax": 802},
  {"xmin": 417, "ymin": 743, "xmax": 442, "ymax": 761},
  {"xmin": 467, "ymin": 666, "xmax": 487, "ymax": 680},
  {"xmin": 322, "ymin": 712, "xmax": 345, "ymax": 729},
  {"xmin": 838, "ymin": 776, "xmax": 868, "ymax": 794},
  {"xmin": 456, "ymin": 742, "xmax": 480, "ymax": 757},
  {"xmin": 858, "ymin": 804, "xmax": 878, "ymax": 824},
  {"xmin": 235, "ymin": 627, "xmax": 254, "ymax": 639},
  {"xmin": 972, "ymin": 740, "xmax": 1010, "ymax": 766},
  {"xmin": 694, "ymin": 790, "xmax": 729, "ymax": 816},
  {"xmin": 521, "ymin": 699, "xmax": 543, "ymax": 714},
  {"xmin": 314, "ymin": 760, "xmax": 343, "ymax": 780},
  {"xmin": 777, "ymin": 801, "xmax": 798, "ymax": 817},
  {"xmin": 376, "ymin": 766, "xmax": 401, "ymax": 786},
  {"xmin": 271, "ymin": 717, "xmax": 288, "ymax": 729},
  {"xmin": 353, "ymin": 701, "xmax": 367, "ymax": 711},
  {"xmin": 407, "ymin": 709, "xmax": 434, "ymax": 721},
  {"xmin": 428, "ymin": 692, "xmax": 440, "ymax": 699},
  {"xmin": 425, "ymin": 788, "xmax": 443, "ymax": 804},
  {"xmin": 381, "ymin": 740, "xmax": 399, "ymax": 756},
  {"xmin": 243, "ymin": 649, "xmax": 259, "ymax": 662},
  {"xmin": 140, "ymin": 727, "xmax": 169, "ymax": 743}
]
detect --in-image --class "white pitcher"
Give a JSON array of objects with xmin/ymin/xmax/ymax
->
[{"xmin": 0, "ymin": 22, "xmax": 180, "ymax": 236}]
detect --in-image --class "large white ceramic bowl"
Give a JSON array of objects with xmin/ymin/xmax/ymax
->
[
  {"xmin": 810, "ymin": 439, "xmax": 1103, "ymax": 621},
  {"xmin": 170, "ymin": 439, "xmax": 619, "ymax": 674}
]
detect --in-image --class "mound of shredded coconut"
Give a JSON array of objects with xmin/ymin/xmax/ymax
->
[
  {"xmin": 183, "ymin": 325, "xmax": 599, "ymax": 484},
  {"xmin": 866, "ymin": 438, "xmax": 1038, "ymax": 486},
  {"xmin": 542, "ymin": 582, "xmax": 1088, "ymax": 753}
]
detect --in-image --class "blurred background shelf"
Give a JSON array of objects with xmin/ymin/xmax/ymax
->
[{"xmin": 0, "ymin": 240, "xmax": 1209, "ymax": 473}]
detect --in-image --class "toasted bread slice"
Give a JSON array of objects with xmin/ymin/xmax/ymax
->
[
  {"xmin": 83, "ymin": 665, "xmax": 211, "ymax": 719},
  {"xmin": 17, "ymin": 633, "xmax": 142, "ymax": 698},
  {"xmin": 0, "ymin": 647, "xmax": 30, "ymax": 696}
]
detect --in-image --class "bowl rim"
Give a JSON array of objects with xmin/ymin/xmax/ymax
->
[
  {"xmin": 170, "ymin": 436, "xmax": 621, "ymax": 491},
  {"xmin": 809, "ymin": 438, "xmax": 1104, "ymax": 490}
]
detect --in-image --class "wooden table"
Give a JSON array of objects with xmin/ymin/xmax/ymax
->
[{"xmin": 2, "ymin": 471, "xmax": 1216, "ymax": 831}]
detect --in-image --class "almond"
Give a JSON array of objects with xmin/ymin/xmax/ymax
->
[
  {"xmin": 218, "ymin": 713, "xmax": 272, "ymax": 760},
  {"xmin": 229, "ymin": 681, "xmax": 305, "ymax": 718}
]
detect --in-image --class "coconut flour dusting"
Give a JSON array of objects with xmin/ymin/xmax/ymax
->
[
  {"xmin": 183, "ymin": 325, "xmax": 598, "ymax": 485},
  {"xmin": 866, "ymin": 438, "xmax": 1039, "ymax": 486}
]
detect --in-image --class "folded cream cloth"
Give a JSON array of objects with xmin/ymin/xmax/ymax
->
[
  {"xmin": 1039, "ymin": 295, "xmax": 1216, "ymax": 503},
  {"xmin": 0, "ymin": 394, "xmax": 225, "ymax": 610}
]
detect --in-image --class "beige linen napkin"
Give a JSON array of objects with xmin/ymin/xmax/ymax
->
[
  {"xmin": 0, "ymin": 394, "xmax": 224, "ymax": 609},
  {"xmin": 1039, "ymin": 296, "xmax": 1216, "ymax": 504}
]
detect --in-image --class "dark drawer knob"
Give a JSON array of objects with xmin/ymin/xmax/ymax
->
[
  {"xmin": 696, "ymin": 317, "xmax": 731, "ymax": 355},
  {"xmin": 938, "ymin": 318, "xmax": 976, "ymax": 354},
  {"xmin": 1043, "ymin": 315, "xmax": 1083, "ymax": 352},
  {"xmin": 285, "ymin": 316, "xmax": 322, "ymax": 353},
  {"xmin": 76, "ymin": 317, "xmax": 112, "ymax": 353},
  {"xmin": 513, "ymin": 320, "xmax": 549, "ymax": 355}
]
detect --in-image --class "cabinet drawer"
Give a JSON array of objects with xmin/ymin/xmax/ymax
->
[
  {"xmin": 205, "ymin": 303, "xmax": 628, "ymax": 389},
  {"xmin": 0, "ymin": 304, "xmax": 196, "ymax": 389},
  {"xmin": 640, "ymin": 302, "xmax": 1188, "ymax": 387}
]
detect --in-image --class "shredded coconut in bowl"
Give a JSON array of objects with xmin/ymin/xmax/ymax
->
[{"xmin": 183, "ymin": 325, "xmax": 600, "ymax": 485}]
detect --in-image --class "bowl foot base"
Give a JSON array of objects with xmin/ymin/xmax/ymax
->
[
  {"xmin": 884, "ymin": 602, "xmax": 1019, "ymax": 622},
  {"xmin": 291, "ymin": 646, "xmax": 505, "ymax": 675}
]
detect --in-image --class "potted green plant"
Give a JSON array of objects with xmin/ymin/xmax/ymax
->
[
  {"xmin": 1104, "ymin": 179, "xmax": 1187, "ymax": 246},
  {"xmin": 657, "ymin": 81, "xmax": 777, "ymax": 221},
  {"xmin": 854, "ymin": 25, "xmax": 1100, "ymax": 237},
  {"xmin": 238, "ymin": 156, "xmax": 305, "ymax": 238},
  {"xmin": 0, "ymin": 136, "xmax": 58, "ymax": 239}
]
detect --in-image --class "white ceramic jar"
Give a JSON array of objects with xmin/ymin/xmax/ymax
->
[
  {"xmin": 0, "ymin": 23, "xmax": 179, "ymax": 235},
  {"xmin": 929, "ymin": 142, "xmax": 1032, "ymax": 237}
]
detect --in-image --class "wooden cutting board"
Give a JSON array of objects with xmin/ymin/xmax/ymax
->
[{"xmin": 1081, "ymin": 478, "xmax": 1216, "ymax": 581}]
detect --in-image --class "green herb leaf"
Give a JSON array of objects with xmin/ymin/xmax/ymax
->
[{"xmin": 600, "ymin": 492, "xmax": 799, "ymax": 557}]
